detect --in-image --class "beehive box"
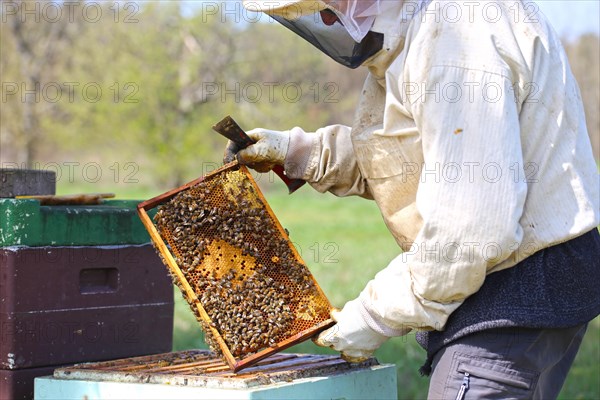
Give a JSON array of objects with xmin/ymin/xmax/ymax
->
[
  {"xmin": 137, "ymin": 163, "xmax": 334, "ymax": 372},
  {"xmin": 35, "ymin": 351, "xmax": 398, "ymax": 400},
  {"xmin": 0, "ymin": 199, "xmax": 153, "ymax": 247},
  {"xmin": 0, "ymin": 245, "xmax": 174, "ymax": 370},
  {"xmin": 1, "ymin": 365, "xmax": 60, "ymax": 400}
]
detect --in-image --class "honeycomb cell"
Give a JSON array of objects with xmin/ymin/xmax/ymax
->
[{"xmin": 147, "ymin": 164, "xmax": 332, "ymax": 367}]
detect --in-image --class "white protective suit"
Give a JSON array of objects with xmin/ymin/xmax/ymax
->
[{"xmin": 244, "ymin": 0, "xmax": 600, "ymax": 340}]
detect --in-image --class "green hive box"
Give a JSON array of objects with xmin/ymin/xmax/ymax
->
[{"xmin": 0, "ymin": 199, "xmax": 154, "ymax": 247}]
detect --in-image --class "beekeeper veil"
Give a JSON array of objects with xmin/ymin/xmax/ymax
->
[{"xmin": 243, "ymin": 0, "xmax": 385, "ymax": 68}]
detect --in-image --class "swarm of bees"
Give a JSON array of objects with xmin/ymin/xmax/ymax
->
[
  {"xmin": 200, "ymin": 272, "xmax": 294, "ymax": 356},
  {"xmin": 153, "ymin": 169, "xmax": 324, "ymax": 360}
]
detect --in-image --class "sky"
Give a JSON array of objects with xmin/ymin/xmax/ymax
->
[
  {"xmin": 181, "ymin": 0, "xmax": 599, "ymax": 40},
  {"xmin": 535, "ymin": 0, "xmax": 600, "ymax": 39}
]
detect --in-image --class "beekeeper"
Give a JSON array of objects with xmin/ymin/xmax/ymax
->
[{"xmin": 224, "ymin": 1, "xmax": 600, "ymax": 398}]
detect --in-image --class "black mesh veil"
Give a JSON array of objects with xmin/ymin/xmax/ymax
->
[{"xmin": 271, "ymin": 14, "xmax": 383, "ymax": 69}]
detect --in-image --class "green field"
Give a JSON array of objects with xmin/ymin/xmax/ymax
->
[{"xmin": 163, "ymin": 182, "xmax": 600, "ymax": 400}]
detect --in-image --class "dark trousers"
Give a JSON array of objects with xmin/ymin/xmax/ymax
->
[{"xmin": 427, "ymin": 324, "xmax": 588, "ymax": 399}]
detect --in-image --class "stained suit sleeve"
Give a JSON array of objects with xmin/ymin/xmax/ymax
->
[{"xmin": 284, "ymin": 125, "xmax": 373, "ymax": 199}]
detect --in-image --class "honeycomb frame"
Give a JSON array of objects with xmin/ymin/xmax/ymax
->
[{"xmin": 137, "ymin": 162, "xmax": 334, "ymax": 372}]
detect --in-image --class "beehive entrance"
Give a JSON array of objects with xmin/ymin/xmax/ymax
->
[{"xmin": 137, "ymin": 163, "xmax": 333, "ymax": 371}]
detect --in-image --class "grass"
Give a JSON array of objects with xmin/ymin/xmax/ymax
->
[
  {"xmin": 561, "ymin": 317, "xmax": 600, "ymax": 400},
  {"xmin": 65, "ymin": 178, "xmax": 598, "ymax": 399}
]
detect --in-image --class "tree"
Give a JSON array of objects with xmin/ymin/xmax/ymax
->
[
  {"xmin": 564, "ymin": 34, "xmax": 600, "ymax": 162},
  {"xmin": 1, "ymin": 0, "xmax": 86, "ymax": 166},
  {"xmin": 42, "ymin": 2, "xmax": 241, "ymax": 188}
]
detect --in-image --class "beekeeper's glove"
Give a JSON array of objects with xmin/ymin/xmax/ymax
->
[
  {"xmin": 223, "ymin": 128, "xmax": 289, "ymax": 173},
  {"xmin": 314, "ymin": 299, "xmax": 390, "ymax": 363}
]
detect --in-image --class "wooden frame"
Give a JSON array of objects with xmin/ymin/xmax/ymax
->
[{"xmin": 137, "ymin": 162, "xmax": 334, "ymax": 372}]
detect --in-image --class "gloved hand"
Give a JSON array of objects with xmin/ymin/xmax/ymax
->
[
  {"xmin": 314, "ymin": 299, "xmax": 390, "ymax": 363},
  {"xmin": 223, "ymin": 128, "xmax": 290, "ymax": 173}
]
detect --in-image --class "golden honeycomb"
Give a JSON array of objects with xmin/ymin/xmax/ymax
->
[{"xmin": 138, "ymin": 163, "xmax": 333, "ymax": 371}]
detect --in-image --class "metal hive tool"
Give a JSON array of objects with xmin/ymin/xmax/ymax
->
[{"xmin": 137, "ymin": 163, "xmax": 334, "ymax": 372}]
